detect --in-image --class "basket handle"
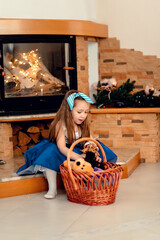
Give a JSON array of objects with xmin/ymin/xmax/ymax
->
[{"xmin": 66, "ymin": 137, "xmax": 107, "ymax": 190}]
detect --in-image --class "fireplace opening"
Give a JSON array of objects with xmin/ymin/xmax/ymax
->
[{"xmin": 0, "ymin": 35, "xmax": 77, "ymax": 115}]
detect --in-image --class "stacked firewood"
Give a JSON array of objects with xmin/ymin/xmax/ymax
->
[{"xmin": 12, "ymin": 120, "xmax": 52, "ymax": 156}]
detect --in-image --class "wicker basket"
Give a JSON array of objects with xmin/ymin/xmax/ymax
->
[{"xmin": 60, "ymin": 137, "xmax": 123, "ymax": 206}]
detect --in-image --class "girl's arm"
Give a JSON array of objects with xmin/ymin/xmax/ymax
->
[{"xmin": 56, "ymin": 123, "xmax": 85, "ymax": 160}]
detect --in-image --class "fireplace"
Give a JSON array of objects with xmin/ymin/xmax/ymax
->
[
  {"xmin": 0, "ymin": 19, "xmax": 108, "ymax": 163},
  {"xmin": 0, "ymin": 34, "xmax": 77, "ymax": 115}
]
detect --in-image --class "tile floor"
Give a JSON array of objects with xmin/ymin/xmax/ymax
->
[{"xmin": 0, "ymin": 162, "xmax": 160, "ymax": 240}]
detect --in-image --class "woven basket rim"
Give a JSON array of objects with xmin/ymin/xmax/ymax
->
[{"xmin": 60, "ymin": 162, "xmax": 123, "ymax": 174}]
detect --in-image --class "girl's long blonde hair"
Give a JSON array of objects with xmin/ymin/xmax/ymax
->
[{"xmin": 49, "ymin": 90, "xmax": 90, "ymax": 145}]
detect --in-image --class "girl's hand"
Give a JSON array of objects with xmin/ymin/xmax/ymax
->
[
  {"xmin": 79, "ymin": 153, "xmax": 86, "ymax": 159},
  {"xmin": 96, "ymin": 156, "xmax": 102, "ymax": 163}
]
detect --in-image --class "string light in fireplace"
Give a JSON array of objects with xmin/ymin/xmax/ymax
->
[
  {"xmin": 5, "ymin": 50, "xmax": 42, "ymax": 87},
  {"xmin": 10, "ymin": 49, "xmax": 42, "ymax": 83},
  {"xmin": 4, "ymin": 47, "xmax": 63, "ymax": 93}
]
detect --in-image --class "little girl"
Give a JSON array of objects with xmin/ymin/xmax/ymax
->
[{"xmin": 17, "ymin": 90, "xmax": 117, "ymax": 199}]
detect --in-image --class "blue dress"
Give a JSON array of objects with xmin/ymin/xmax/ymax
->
[{"xmin": 16, "ymin": 138, "xmax": 117, "ymax": 175}]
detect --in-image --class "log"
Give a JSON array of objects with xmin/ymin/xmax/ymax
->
[
  {"xmin": 27, "ymin": 126, "xmax": 40, "ymax": 133},
  {"xmin": 41, "ymin": 129, "xmax": 49, "ymax": 139},
  {"xmin": 4, "ymin": 67, "xmax": 14, "ymax": 82},
  {"xmin": 37, "ymin": 60, "xmax": 64, "ymax": 86},
  {"xmin": 20, "ymin": 145, "xmax": 28, "ymax": 153},
  {"xmin": 4, "ymin": 55, "xmax": 37, "ymax": 89},
  {"xmin": 46, "ymin": 121, "xmax": 52, "ymax": 128},
  {"xmin": 34, "ymin": 82, "xmax": 61, "ymax": 93},
  {"xmin": 4, "ymin": 51, "xmax": 64, "ymax": 94},
  {"xmin": 18, "ymin": 131, "xmax": 31, "ymax": 146},
  {"xmin": 37, "ymin": 122, "xmax": 45, "ymax": 130},
  {"xmin": 12, "ymin": 125, "xmax": 22, "ymax": 135},
  {"xmin": 12, "ymin": 135, "xmax": 18, "ymax": 147},
  {"xmin": 28, "ymin": 143, "xmax": 36, "ymax": 149},
  {"xmin": 20, "ymin": 51, "xmax": 64, "ymax": 86},
  {"xmin": 13, "ymin": 146, "xmax": 22, "ymax": 157},
  {"xmin": 29, "ymin": 133, "xmax": 40, "ymax": 143}
]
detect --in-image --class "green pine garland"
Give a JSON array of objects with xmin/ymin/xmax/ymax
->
[
  {"xmin": 132, "ymin": 90, "xmax": 160, "ymax": 107},
  {"xmin": 93, "ymin": 79, "xmax": 160, "ymax": 108}
]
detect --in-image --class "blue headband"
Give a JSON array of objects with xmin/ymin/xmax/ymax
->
[{"xmin": 66, "ymin": 92, "xmax": 94, "ymax": 110}]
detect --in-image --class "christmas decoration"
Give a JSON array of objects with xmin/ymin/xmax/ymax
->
[
  {"xmin": 131, "ymin": 89, "xmax": 160, "ymax": 107},
  {"xmin": 94, "ymin": 79, "xmax": 135, "ymax": 108},
  {"xmin": 93, "ymin": 79, "xmax": 160, "ymax": 108},
  {"xmin": 92, "ymin": 78, "xmax": 117, "ymax": 92}
]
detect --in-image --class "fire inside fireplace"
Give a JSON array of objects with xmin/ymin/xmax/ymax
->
[{"xmin": 0, "ymin": 35, "xmax": 77, "ymax": 115}]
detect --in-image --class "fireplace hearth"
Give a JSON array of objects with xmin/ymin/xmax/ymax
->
[{"xmin": 0, "ymin": 34, "xmax": 77, "ymax": 115}]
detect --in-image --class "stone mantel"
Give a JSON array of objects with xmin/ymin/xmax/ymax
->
[
  {"xmin": 90, "ymin": 107, "xmax": 160, "ymax": 114},
  {"xmin": 0, "ymin": 113, "xmax": 56, "ymax": 123}
]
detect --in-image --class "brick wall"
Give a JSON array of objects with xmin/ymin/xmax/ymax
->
[
  {"xmin": 0, "ymin": 123, "xmax": 13, "ymax": 160},
  {"xmin": 98, "ymin": 37, "xmax": 160, "ymax": 92},
  {"xmin": 90, "ymin": 112, "xmax": 160, "ymax": 163},
  {"xmin": 76, "ymin": 36, "xmax": 89, "ymax": 95}
]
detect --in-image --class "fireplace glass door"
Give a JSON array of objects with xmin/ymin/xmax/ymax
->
[{"xmin": 0, "ymin": 35, "xmax": 77, "ymax": 115}]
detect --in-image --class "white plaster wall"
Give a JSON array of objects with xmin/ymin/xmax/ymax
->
[
  {"xmin": 1, "ymin": 0, "xmax": 96, "ymax": 21},
  {"xmin": 94, "ymin": 0, "xmax": 160, "ymax": 57},
  {"xmin": 1, "ymin": 0, "xmax": 160, "ymax": 57}
]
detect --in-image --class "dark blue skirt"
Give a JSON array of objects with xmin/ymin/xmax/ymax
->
[{"xmin": 16, "ymin": 138, "xmax": 117, "ymax": 175}]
